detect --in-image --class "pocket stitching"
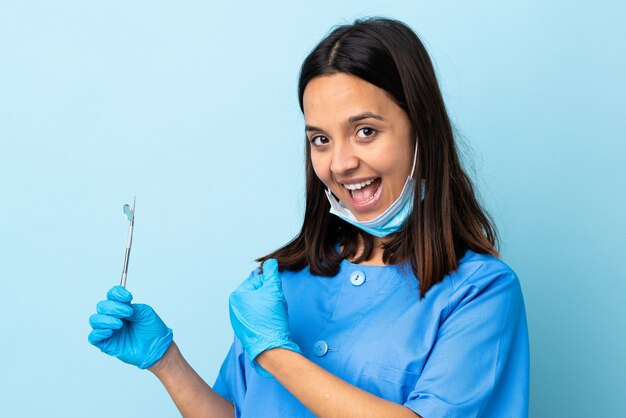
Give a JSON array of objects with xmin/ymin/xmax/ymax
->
[{"xmin": 362, "ymin": 361, "xmax": 421, "ymax": 387}]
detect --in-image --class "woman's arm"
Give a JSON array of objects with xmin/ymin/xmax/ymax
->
[
  {"xmin": 257, "ymin": 348, "xmax": 421, "ymax": 418},
  {"xmin": 150, "ymin": 341, "xmax": 235, "ymax": 418},
  {"xmin": 88, "ymin": 287, "xmax": 235, "ymax": 417},
  {"xmin": 229, "ymin": 260, "xmax": 420, "ymax": 417}
]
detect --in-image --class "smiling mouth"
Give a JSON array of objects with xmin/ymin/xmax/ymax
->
[{"xmin": 345, "ymin": 177, "xmax": 382, "ymax": 205}]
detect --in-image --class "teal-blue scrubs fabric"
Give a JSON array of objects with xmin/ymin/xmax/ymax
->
[{"xmin": 213, "ymin": 250, "xmax": 529, "ymax": 417}]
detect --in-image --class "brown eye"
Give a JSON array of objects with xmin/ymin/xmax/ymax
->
[
  {"xmin": 357, "ymin": 127, "xmax": 377, "ymax": 138},
  {"xmin": 310, "ymin": 135, "xmax": 329, "ymax": 146}
]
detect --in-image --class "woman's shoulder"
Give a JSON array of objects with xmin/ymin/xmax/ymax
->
[
  {"xmin": 443, "ymin": 249, "xmax": 519, "ymax": 293},
  {"xmin": 443, "ymin": 249, "xmax": 523, "ymax": 307}
]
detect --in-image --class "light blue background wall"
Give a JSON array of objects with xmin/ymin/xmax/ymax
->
[{"xmin": 1, "ymin": 1, "xmax": 624, "ymax": 416}]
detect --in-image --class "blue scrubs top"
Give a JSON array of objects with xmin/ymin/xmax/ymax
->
[{"xmin": 213, "ymin": 250, "xmax": 529, "ymax": 417}]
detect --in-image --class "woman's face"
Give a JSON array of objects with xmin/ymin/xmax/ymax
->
[{"xmin": 303, "ymin": 73, "xmax": 414, "ymax": 221}]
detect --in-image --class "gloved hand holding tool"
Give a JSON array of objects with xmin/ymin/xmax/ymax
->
[
  {"xmin": 88, "ymin": 198, "xmax": 173, "ymax": 369},
  {"xmin": 88, "ymin": 285, "xmax": 173, "ymax": 369}
]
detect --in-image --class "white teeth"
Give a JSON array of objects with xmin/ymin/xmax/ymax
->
[{"xmin": 343, "ymin": 178, "xmax": 377, "ymax": 191}]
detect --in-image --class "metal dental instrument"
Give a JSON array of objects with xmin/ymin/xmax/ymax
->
[{"xmin": 120, "ymin": 197, "xmax": 136, "ymax": 287}]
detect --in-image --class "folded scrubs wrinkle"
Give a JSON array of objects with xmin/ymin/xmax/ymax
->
[{"xmin": 120, "ymin": 197, "xmax": 136, "ymax": 288}]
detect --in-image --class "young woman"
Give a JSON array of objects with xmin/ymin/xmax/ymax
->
[{"xmin": 89, "ymin": 17, "xmax": 529, "ymax": 418}]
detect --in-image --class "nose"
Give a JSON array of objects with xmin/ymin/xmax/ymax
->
[{"xmin": 330, "ymin": 141, "xmax": 359, "ymax": 175}]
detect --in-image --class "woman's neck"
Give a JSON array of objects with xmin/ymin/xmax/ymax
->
[{"xmin": 347, "ymin": 235, "xmax": 388, "ymax": 266}]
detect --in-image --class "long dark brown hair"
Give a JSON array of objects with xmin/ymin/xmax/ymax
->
[{"xmin": 257, "ymin": 17, "xmax": 499, "ymax": 298}]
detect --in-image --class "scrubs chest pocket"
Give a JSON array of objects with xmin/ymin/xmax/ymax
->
[{"xmin": 360, "ymin": 361, "xmax": 421, "ymax": 402}]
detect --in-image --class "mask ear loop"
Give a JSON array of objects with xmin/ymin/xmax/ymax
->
[
  {"xmin": 410, "ymin": 139, "xmax": 426, "ymax": 201},
  {"xmin": 409, "ymin": 139, "xmax": 418, "ymax": 179}
]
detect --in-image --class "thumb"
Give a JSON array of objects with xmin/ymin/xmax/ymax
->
[
  {"xmin": 107, "ymin": 285, "xmax": 133, "ymax": 303},
  {"xmin": 261, "ymin": 259, "xmax": 279, "ymax": 280},
  {"xmin": 261, "ymin": 259, "xmax": 282, "ymax": 289}
]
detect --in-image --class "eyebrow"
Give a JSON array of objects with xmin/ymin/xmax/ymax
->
[{"xmin": 305, "ymin": 112, "xmax": 386, "ymax": 132}]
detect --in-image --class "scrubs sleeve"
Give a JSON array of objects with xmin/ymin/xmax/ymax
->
[
  {"xmin": 212, "ymin": 268, "xmax": 259, "ymax": 415},
  {"xmin": 212, "ymin": 336, "xmax": 248, "ymax": 417},
  {"xmin": 404, "ymin": 262, "xmax": 529, "ymax": 418}
]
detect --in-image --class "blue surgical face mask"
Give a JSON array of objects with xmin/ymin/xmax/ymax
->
[{"xmin": 324, "ymin": 141, "xmax": 423, "ymax": 238}]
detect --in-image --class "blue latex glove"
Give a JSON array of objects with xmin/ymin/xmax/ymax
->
[
  {"xmin": 229, "ymin": 259, "xmax": 301, "ymax": 376},
  {"xmin": 88, "ymin": 286, "xmax": 173, "ymax": 370}
]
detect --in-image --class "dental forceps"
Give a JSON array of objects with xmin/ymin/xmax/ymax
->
[{"xmin": 120, "ymin": 197, "xmax": 135, "ymax": 287}]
